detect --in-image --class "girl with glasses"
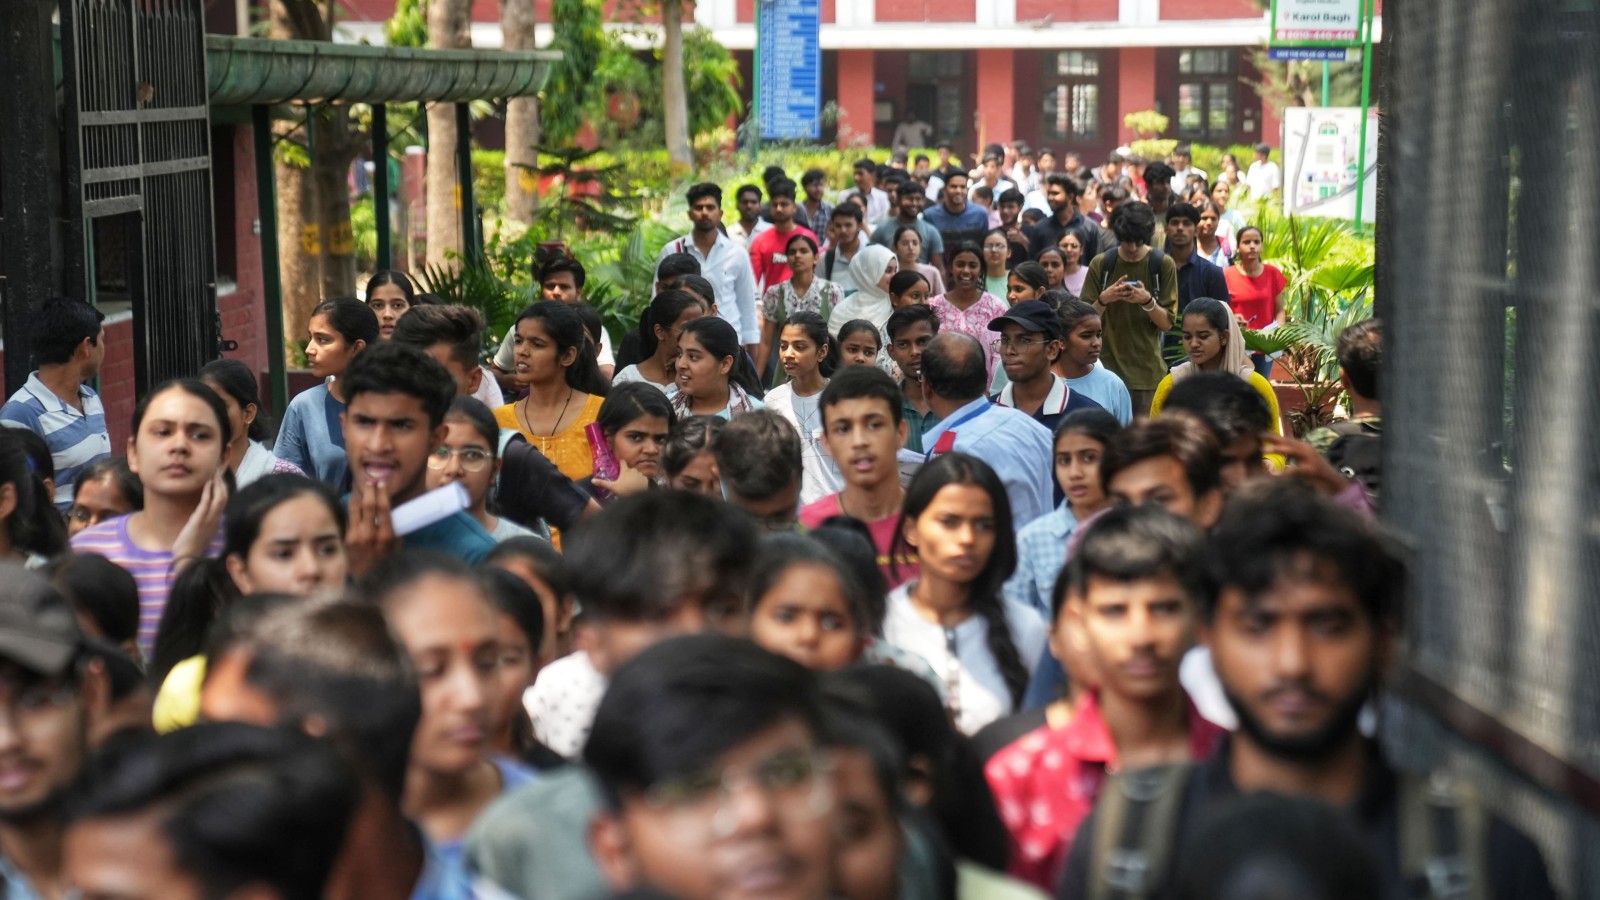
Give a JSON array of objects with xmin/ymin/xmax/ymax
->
[{"xmin": 429, "ymin": 397, "xmax": 539, "ymax": 542}]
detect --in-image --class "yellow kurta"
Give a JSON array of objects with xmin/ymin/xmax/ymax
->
[{"xmin": 494, "ymin": 393, "xmax": 605, "ymax": 481}]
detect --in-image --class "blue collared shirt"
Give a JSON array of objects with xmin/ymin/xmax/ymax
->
[
  {"xmin": 921, "ymin": 397, "xmax": 1055, "ymax": 530},
  {"xmin": 1003, "ymin": 501, "xmax": 1079, "ymax": 619}
]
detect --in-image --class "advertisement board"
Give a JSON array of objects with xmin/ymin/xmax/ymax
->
[
  {"xmin": 1271, "ymin": 0, "xmax": 1362, "ymax": 45},
  {"xmin": 1281, "ymin": 106, "xmax": 1378, "ymax": 224}
]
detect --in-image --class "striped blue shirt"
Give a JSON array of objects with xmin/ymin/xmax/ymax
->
[{"xmin": 0, "ymin": 373, "xmax": 113, "ymax": 510}]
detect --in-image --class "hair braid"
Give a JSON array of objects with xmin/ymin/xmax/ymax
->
[{"xmin": 974, "ymin": 594, "xmax": 1029, "ymax": 710}]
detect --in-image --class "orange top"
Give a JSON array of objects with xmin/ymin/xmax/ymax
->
[{"xmin": 494, "ymin": 393, "xmax": 604, "ymax": 481}]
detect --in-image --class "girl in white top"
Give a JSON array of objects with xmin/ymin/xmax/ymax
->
[
  {"xmin": 762, "ymin": 312, "xmax": 844, "ymax": 506},
  {"xmin": 884, "ymin": 451, "xmax": 1047, "ymax": 735},
  {"xmin": 612, "ymin": 289, "xmax": 707, "ymax": 392}
]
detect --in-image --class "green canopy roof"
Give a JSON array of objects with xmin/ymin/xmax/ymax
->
[{"xmin": 207, "ymin": 36, "xmax": 559, "ymax": 106}]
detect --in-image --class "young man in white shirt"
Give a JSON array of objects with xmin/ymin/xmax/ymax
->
[{"xmin": 1246, "ymin": 141, "xmax": 1282, "ymax": 197}]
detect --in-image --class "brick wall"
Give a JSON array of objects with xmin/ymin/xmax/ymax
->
[
  {"xmin": 1016, "ymin": 0, "xmax": 1118, "ymax": 21},
  {"xmin": 1159, "ymin": 0, "xmax": 1258, "ymax": 19}
]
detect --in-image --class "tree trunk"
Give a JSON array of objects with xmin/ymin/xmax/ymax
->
[
  {"xmin": 426, "ymin": 0, "xmax": 473, "ymax": 268},
  {"xmin": 269, "ymin": 0, "xmax": 359, "ymax": 350},
  {"xmin": 502, "ymin": 0, "xmax": 540, "ymax": 225},
  {"xmin": 273, "ymin": 125, "xmax": 317, "ymax": 349},
  {"xmin": 313, "ymin": 107, "xmax": 358, "ymax": 299},
  {"xmin": 661, "ymin": 0, "xmax": 691, "ymax": 168}
]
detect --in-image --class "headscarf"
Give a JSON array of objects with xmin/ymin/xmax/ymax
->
[
  {"xmin": 1169, "ymin": 297, "xmax": 1256, "ymax": 384},
  {"xmin": 829, "ymin": 245, "xmax": 898, "ymax": 335}
]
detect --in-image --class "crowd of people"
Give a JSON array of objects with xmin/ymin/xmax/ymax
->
[{"xmin": 0, "ymin": 139, "xmax": 1555, "ymax": 900}]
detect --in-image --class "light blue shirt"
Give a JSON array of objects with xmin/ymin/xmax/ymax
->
[
  {"xmin": 921, "ymin": 397, "xmax": 1055, "ymax": 530},
  {"xmin": 0, "ymin": 853, "xmax": 41, "ymax": 900},
  {"xmin": 1003, "ymin": 501, "xmax": 1079, "ymax": 620},
  {"xmin": 273, "ymin": 383, "xmax": 348, "ymax": 487},
  {"xmin": 1065, "ymin": 362, "xmax": 1134, "ymax": 425}
]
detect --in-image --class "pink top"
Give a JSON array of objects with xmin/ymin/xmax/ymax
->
[
  {"xmin": 929, "ymin": 291, "xmax": 1010, "ymax": 380},
  {"xmin": 798, "ymin": 493, "xmax": 918, "ymax": 590},
  {"xmin": 985, "ymin": 690, "xmax": 1225, "ymax": 891},
  {"xmin": 71, "ymin": 514, "xmax": 226, "ymax": 658}
]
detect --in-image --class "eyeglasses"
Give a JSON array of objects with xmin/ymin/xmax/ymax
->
[
  {"xmin": 990, "ymin": 336, "xmax": 1050, "ymax": 351},
  {"xmin": 642, "ymin": 748, "xmax": 834, "ymax": 838},
  {"xmin": 426, "ymin": 446, "xmax": 494, "ymax": 472},
  {"xmin": 0, "ymin": 677, "xmax": 76, "ymax": 730}
]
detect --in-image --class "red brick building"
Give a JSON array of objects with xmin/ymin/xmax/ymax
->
[{"xmin": 336, "ymin": 0, "xmax": 1382, "ymax": 159}]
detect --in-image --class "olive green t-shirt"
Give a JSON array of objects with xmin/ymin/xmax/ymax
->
[{"xmin": 1079, "ymin": 249, "xmax": 1180, "ymax": 390}]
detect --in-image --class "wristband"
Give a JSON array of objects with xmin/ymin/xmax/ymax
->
[{"xmin": 1141, "ymin": 300, "xmax": 1158, "ymax": 312}]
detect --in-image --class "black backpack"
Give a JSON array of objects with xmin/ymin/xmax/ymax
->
[
  {"xmin": 1088, "ymin": 764, "xmax": 1488, "ymax": 900},
  {"xmin": 1323, "ymin": 418, "xmax": 1383, "ymax": 505},
  {"xmin": 1097, "ymin": 247, "xmax": 1165, "ymax": 300}
]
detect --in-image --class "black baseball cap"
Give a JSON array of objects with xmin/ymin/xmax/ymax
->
[
  {"xmin": 989, "ymin": 300, "xmax": 1062, "ymax": 341},
  {"xmin": 0, "ymin": 566, "xmax": 84, "ymax": 678}
]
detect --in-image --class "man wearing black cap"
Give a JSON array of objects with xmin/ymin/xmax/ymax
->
[
  {"xmin": 0, "ymin": 565, "xmax": 105, "ymax": 899},
  {"xmin": 990, "ymin": 300, "xmax": 1105, "ymax": 434}
]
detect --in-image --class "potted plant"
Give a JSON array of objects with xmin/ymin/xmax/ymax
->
[
  {"xmin": 1240, "ymin": 212, "xmax": 1375, "ymax": 435},
  {"xmin": 1245, "ymin": 262, "xmax": 1374, "ymax": 435}
]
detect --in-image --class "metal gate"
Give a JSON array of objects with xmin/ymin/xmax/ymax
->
[{"xmin": 60, "ymin": 0, "xmax": 219, "ymax": 391}]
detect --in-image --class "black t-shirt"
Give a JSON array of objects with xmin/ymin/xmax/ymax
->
[
  {"xmin": 498, "ymin": 436, "xmax": 592, "ymax": 533},
  {"xmin": 970, "ymin": 707, "xmax": 1048, "ymax": 764},
  {"xmin": 1057, "ymin": 738, "xmax": 1557, "ymax": 900}
]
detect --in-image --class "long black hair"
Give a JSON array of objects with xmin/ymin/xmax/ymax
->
[
  {"xmin": 662, "ymin": 415, "xmax": 725, "ymax": 481},
  {"xmin": 679, "ymin": 316, "xmax": 764, "ymax": 398},
  {"xmin": 365, "ymin": 270, "xmax": 417, "ymax": 305},
  {"xmin": 200, "ymin": 358, "xmax": 271, "ymax": 443},
  {"xmin": 596, "ymin": 382, "xmax": 677, "ymax": 437},
  {"xmin": 890, "ymin": 452, "xmax": 1028, "ymax": 710},
  {"xmin": 153, "ymin": 475, "xmax": 346, "ymax": 685},
  {"xmin": 636, "ymin": 289, "xmax": 708, "ymax": 361},
  {"xmin": 308, "ymin": 297, "xmax": 380, "ymax": 348},
  {"xmin": 515, "ymin": 301, "xmax": 609, "ymax": 396},
  {"xmin": 778, "ymin": 310, "xmax": 838, "ymax": 379},
  {"xmin": 0, "ymin": 430, "xmax": 65, "ymax": 559}
]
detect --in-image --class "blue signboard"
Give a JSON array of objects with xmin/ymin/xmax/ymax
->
[
  {"xmin": 1267, "ymin": 45, "xmax": 1357, "ymax": 61},
  {"xmin": 758, "ymin": 0, "xmax": 822, "ymax": 141}
]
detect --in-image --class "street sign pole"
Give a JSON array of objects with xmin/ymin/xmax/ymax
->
[
  {"xmin": 750, "ymin": 0, "xmax": 761, "ymax": 157},
  {"xmin": 1352, "ymin": 0, "xmax": 1375, "ymax": 233}
]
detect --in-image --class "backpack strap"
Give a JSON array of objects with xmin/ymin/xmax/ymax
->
[
  {"xmin": 1087, "ymin": 764, "xmax": 1192, "ymax": 900},
  {"xmin": 823, "ymin": 248, "xmax": 838, "ymax": 281},
  {"xmin": 1098, "ymin": 248, "xmax": 1122, "ymax": 293},
  {"xmin": 1147, "ymin": 248, "xmax": 1164, "ymax": 301},
  {"xmin": 1399, "ymin": 772, "xmax": 1490, "ymax": 900}
]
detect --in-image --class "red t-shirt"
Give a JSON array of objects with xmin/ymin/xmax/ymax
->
[
  {"xmin": 749, "ymin": 225, "xmax": 817, "ymax": 293},
  {"xmin": 984, "ymin": 691, "xmax": 1225, "ymax": 891},
  {"xmin": 798, "ymin": 493, "xmax": 918, "ymax": 590},
  {"xmin": 1223, "ymin": 264, "xmax": 1288, "ymax": 329}
]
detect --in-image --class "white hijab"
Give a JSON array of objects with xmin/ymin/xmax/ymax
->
[
  {"xmin": 1170, "ymin": 297, "xmax": 1256, "ymax": 384},
  {"xmin": 829, "ymin": 244, "xmax": 897, "ymax": 335}
]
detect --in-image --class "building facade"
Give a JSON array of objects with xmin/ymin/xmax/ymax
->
[{"xmin": 335, "ymin": 0, "xmax": 1383, "ymax": 157}]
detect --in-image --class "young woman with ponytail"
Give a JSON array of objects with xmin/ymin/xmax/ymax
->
[
  {"xmin": 494, "ymin": 301, "xmax": 610, "ymax": 481},
  {"xmin": 670, "ymin": 316, "xmax": 766, "ymax": 419},
  {"xmin": 886, "ymin": 452, "xmax": 1046, "ymax": 735},
  {"xmin": 762, "ymin": 311, "xmax": 843, "ymax": 506},
  {"xmin": 612, "ymin": 289, "xmax": 707, "ymax": 392}
]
